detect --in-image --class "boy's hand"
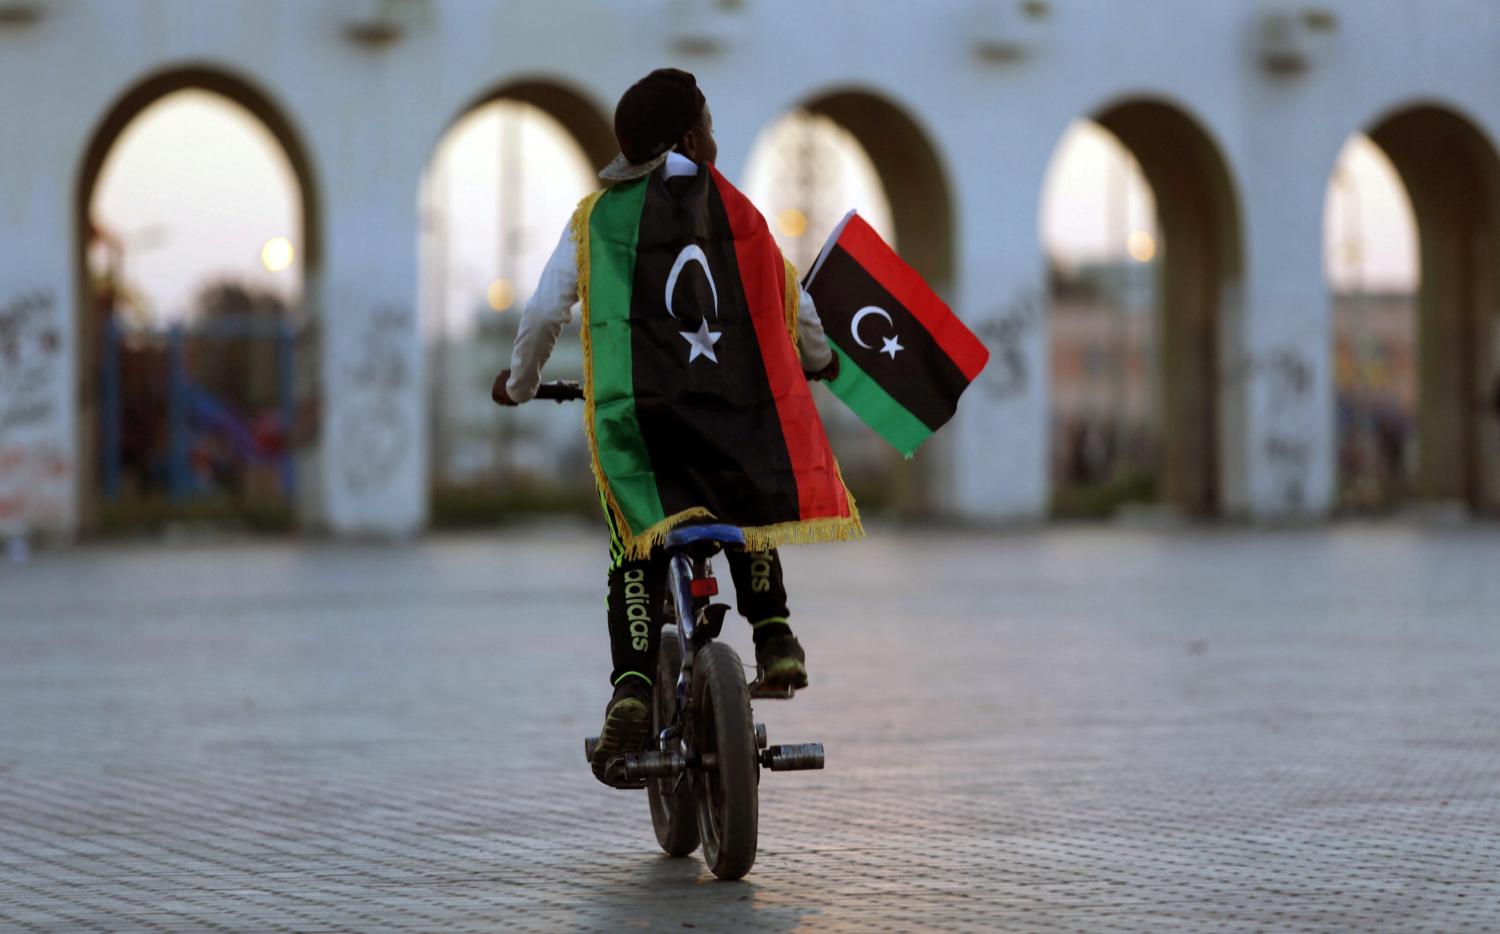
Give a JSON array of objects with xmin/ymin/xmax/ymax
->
[
  {"xmin": 805, "ymin": 351, "xmax": 840, "ymax": 383},
  {"xmin": 492, "ymin": 369, "xmax": 519, "ymax": 406}
]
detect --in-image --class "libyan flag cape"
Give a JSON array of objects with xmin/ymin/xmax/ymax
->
[
  {"xmin": 804, "ymin": 212, "xmax": 990, "ymax": 457},
  {"xmin": 573, "ymin": 165, "xmax": 861, "ymax": 560}
]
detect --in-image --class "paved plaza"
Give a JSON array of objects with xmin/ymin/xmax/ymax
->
[{"xmin": 1, "ymin": 523, "xmax": 1498, "ymax": 931}]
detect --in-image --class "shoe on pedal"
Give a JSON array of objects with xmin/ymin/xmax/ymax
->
[
  {"xmin": 754, "ymin": 634, "xmax": 808, "ymax": 691},
  {"xmin": 590, "ymin": 679, "xmax": 653, "ymax": 786}
]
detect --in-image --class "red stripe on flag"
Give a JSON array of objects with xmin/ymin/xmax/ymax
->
[
  {"xmin": 711, "ymin": 168, "xmax": 848, "ymax": 520},
  {"xmin": 836, "ymin": 215, "xmax": 990, "ymax": 381}
]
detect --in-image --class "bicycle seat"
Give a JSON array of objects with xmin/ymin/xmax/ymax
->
[{"xmin": 664, "ymin": 523, "xmax": 745, "ymax": 552}]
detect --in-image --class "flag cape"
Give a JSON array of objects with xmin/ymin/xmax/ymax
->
[
  {"xmin": 804, "ymin": 212, "xmax": 990, "ymax": 457},
  {"xmin": 574, "ymin": 166, "xmax": 861, "ymax": 559}
]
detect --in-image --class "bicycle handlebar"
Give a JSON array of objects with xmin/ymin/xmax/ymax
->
[{"xmin": 534, "ymin": 380, "xmax": 583, "ymax": 403}]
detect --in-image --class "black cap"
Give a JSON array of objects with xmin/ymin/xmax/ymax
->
[{"xmin": 613, "ymin": 68, "xmax": 706, "ymax": 165}]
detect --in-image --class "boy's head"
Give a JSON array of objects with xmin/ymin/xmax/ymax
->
[{"xmin": 611, "ymin": 68, "xmax": 717, "ymax": 168}]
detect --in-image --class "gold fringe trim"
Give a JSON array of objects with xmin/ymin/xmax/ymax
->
[
  {"xmin": 782, "ymin": 258, "xmax": 801, "ymax": 351},
  {"xmin": 618, "ymin": 507, "xmax": 716, "ymax": 561},
  {"xmin": 574, "ymin": 188, "xmax": 639, "ymax": 545},
  {"xmin": 737, "ymin": 514, "xmax": 864, "ymax": 554},
  {"xmin": 619, "ymin": 509, "xmax": 863, "ymax": 562}
]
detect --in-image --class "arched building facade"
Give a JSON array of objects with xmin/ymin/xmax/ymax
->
[{"xmin": 2, "ymin": 0, "xmax": 1498, "ymax": 537}]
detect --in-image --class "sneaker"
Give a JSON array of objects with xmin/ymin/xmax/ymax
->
[
  {"xmin": 590, "ymin": 679, "xmax": 653, "ymax": 785},
  {"xmin": 755, "ymin": 634, "xmax": 809, "ymax": 690}
]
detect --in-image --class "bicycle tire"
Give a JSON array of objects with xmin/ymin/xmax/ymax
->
[
  {"xmin": 648, "ymin": 625, "xmax": 699, "ymax": 857},
  {"xmin": 692, "ymin": 641, "xmax": 759, "ymax": 880}
]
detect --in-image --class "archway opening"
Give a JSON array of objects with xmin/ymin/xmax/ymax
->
[
  {"xmin": 1042, "ymin": 100, "xmax": 1242, "ymax": 518},
  {"xmin": 1332, "ymin": 106, "xmax": 1500, "ymax": 515},
  {"xmin": 418, "ymin": 84, "xmax": 609, "ymax": 526},
  {"xmin": 743, "ymin": 90, "xmax": 953, "ymax": 515},
  {"xmin": 1041, "ymin": 120, "xmax": 1160, "ymax": 517},
  {"xmin": 1322, "ymin": 134, "xmax": 1419, "ymax": 511},
  {"xmin": 77, "ymin": 72, "xmax": 319, "ymax": 533}
]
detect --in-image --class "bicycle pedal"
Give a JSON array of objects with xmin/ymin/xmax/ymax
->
[
  {"xmin": 591, "ymin": 752, "xmax": 651, "ymax": 791},
  {"xmin": 602, "ymin": 756, "xmax": 650, "ymax": 790},
  {"xmin": 749, "ymin": 680, "xmax": 798, "ymax": 700},
  {"xmin": 761, "ymin": 742, "xmax": 824, "ymax": 772},
  {"xmin": 622, "ymin": 750, "xmax": 686, "ymax": 781}
]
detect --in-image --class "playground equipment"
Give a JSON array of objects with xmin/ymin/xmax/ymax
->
[{"xmin": 101, "ymin": 312, "xmax": 301, "ymax": 502}]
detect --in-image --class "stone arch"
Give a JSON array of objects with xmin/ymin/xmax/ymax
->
[
  {"xmin": 1355, "ymin": 103, "xmax": 1500, "ymax": 513},
  {"xmin": 419, "ymin": 78, "xmax": 612, "ymax": 514},
  {"xmin": 1047, "ymin": 97, "xmax": 1244, "ymax": 517},
  {"xmin": 443, "ymin": 77, "xmax": 616, "ymax": 172},
  {"xmin": 73, "ymin": 64, "xmax": 322, "ymax": 529},
  {"xmin": 798, "ymin": 88, "xmax": 956, "ymax": 295}
]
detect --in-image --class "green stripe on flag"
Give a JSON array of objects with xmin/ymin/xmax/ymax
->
[
  {"xmin": 825, "ymin": 337, "xmax": 933, "ymax": 458},
  {"xmin": 588, "ymin": 180, "xmax": 666, "ymax": 532}
]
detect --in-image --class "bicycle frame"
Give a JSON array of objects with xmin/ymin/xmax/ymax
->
[
  {"xmin": 659, "ymin": 523, "xmax": 746, "ymax": 756},
  {"xmin": 668, "ymin": 551, "xmax": 703, "ymax": 720}
]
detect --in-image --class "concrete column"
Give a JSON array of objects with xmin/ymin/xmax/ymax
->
[
  {"xmin": 313, "ymin": 84, "xmax": 429, "ymax": 537},
  {"xmin": 939, "ymin": 154, "xmax": 1051, "ymax": 523},
  {"xmin": 0, "ymin": 69, "xmax": 81, "ymax": 538},
  {"xmin": 1233, "ymin": 116, "xmax": 1338, "ymax": 521}
]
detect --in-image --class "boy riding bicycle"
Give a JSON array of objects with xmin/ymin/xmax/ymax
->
[{"xmin": 493, "ymin": 68, "xmax": 858, "ymax": 785}]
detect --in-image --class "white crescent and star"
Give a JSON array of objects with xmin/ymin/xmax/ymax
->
[
  {"xmin": 666, "ymin": 245, "xmax": 723, "ymax": 364},
  {"xmin": 851, "ymin": 305, "xmax": 905, "ymax": 360}
]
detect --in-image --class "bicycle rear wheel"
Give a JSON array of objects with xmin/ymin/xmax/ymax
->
[
  {"xmin": 692, "ymin": 641, "xmax": 758, "ymax": 880},
  {"xmin": 648, "ymin": 625, "xmax": 699, "ymax": 856}
]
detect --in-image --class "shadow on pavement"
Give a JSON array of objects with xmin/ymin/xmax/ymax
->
[{"xmin": 572, "ymin": 852, "xmax": 823, "ymax": 930}]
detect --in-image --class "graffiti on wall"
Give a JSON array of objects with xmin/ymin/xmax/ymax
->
[
  {"xmin": 1233, "ymin": 345, "xmax": 1316, "ymax": 512},
  {"xmin": 0, "ymin": 291, "xmax": 70, "ymax": 528},
  {"xmin": 973, "ymin": 287, "xmax": 1045, "ymax": 402},
  {"xmin": 0, "ymin": 292, "xmax": 61, "ymax": 432},
  {"xmin": 334, "ymin": 305, "xmax": 415, "ymax": 497}
]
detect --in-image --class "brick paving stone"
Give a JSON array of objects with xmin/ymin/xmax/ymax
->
[{"xmin": 0, "ymin": 524, "xmax": 1498, "ymax": 931}]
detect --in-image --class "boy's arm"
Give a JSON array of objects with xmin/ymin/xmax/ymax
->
[
  {"xmin": 796, "ymin": 286, "xmax": 836, "ymax": 376},
  {"xmin": 502, "ymin": 222, "xmax": 580, "ymax": 403}
]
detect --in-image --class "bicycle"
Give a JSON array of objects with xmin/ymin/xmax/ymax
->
[{"xmin": 500, "ymin": 376, "xmax": 825, "ymax": 881}]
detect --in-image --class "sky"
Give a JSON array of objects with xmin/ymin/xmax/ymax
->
[
  {"xmin": 1321, "ymin": 134, "xmax": 1418, "ymax": 293},
  {"xmin": 91, "ymin": 90, "xmax": 303, "ymax": 322},
  {"xmin": 90, "ymin": 93, "xmax": 1419, "ymax": 331},
  {"xmin": 1040, "ymin": 121, "xmax": 1158, "ymax": 268}
]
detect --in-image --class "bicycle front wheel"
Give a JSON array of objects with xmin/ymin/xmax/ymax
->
[
  {"xmin": 692, "ymin": 641, "xmax": 758, "ymax": 880},
  {"xmin": 648, "ymin": 625, "xmax": 699, "ymax": 857}
]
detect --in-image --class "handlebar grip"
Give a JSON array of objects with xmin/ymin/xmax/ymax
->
[{"xmin": 534, "ymin": 380, "xmax": 584, "ymax": 402}]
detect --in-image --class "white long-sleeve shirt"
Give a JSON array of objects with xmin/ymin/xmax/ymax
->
[{"xmin": 505, "ymin": 153, "xmax": 833, "ymax": 402}]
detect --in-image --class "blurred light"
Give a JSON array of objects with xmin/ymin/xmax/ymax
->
[
  {"xmin": 487, "ymin": 277, "xmax": 516, "ymax": 311},
  {"xmin": 1127, "ymin": 229, "xmax": 1156, "ymax": 263},
  {"xmin": 261, "ymin": 236, "xmax": 295, "ymax": 272},
  {"xmin": 777, "ymin": 208, "xmax": 808, "ymax": 239}
]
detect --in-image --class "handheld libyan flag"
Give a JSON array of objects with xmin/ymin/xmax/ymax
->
[{"xmin": 803, "ymin": 211, "xmax": 990, "ymax": 457}]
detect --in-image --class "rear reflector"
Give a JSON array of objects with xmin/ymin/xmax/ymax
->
[{"xmin": 690, "ymin": 577, "xmax": 719, "ymax": 598}]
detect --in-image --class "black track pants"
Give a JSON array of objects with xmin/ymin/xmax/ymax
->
[{"xmin": 607, "ymin": 547, "xmax": 792, "ymax": 687}]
